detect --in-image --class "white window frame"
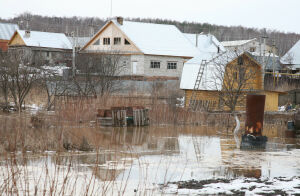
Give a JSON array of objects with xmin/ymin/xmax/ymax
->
[
  {"xmin": 150, "ymin": 61, "xmax": 160, "ymax": 69},
  {"xmin": 103, "ymin": 37, "xmax": 110, "ymax": 45},
  {"xmin": 167, "ymin": 62, "xmax": 177, "ymax": 70},
  {"xmin": 114, "ymin": 37, "xmax": 121, "ymax": 45}
]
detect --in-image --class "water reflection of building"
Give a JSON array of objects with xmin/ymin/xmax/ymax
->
[{"xmin": 74, "ymin": 126, "xmax": 180, "ymax": 181}]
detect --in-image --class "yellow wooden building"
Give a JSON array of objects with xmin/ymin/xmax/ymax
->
[{"xmin": 180, "ymin": 52, "xmax": 282, "ymax": 112}]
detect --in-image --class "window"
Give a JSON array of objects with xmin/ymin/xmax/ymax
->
[
  {"xmin": 124, "ymin": 39, "xmax": 130, "ymax": 45},
  {"xmin": 150, "ymin": 61, "xmax": 160, "ymax": 69},
  {"xmin": 167, "ymin": 62, "xmax": 177, "ymax": 69},
  {"xmin": 237, "ymin": 56, "xmax": 243, "ymax": 65},
  {"xmin": 114, "ymin": 37, "xmax": 121, "ymax": 45},
  {"xmin": 103, "ymin": 38, "xmax": 110, "ymax": 45},
  {"xmin": 93, "ymin": 39, "xmax": 100, "ymax": 45},
  {"xmin": 46, "ymin": 51, "xmax": 50, "ymax": 57},
  {"xmin": 250, "ymin": 47, "xmax": 256, "ymax": 52}
]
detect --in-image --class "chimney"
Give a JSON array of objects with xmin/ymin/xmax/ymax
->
[
  {"xmin": 24, "ymin": 30, "xmax": 31, "ymax": 38},
  {"xmin": 117, "ymin": 17, "xmax": 123, "ymax": 25}
]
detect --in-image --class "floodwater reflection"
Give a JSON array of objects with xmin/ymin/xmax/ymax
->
[
  {"xmin": 65, "ymin": 124, "xmax": 300, "ymax": 184},
  {"xmin": 8, "ymin": 124, "xmax": 300, "ymax": 188}
]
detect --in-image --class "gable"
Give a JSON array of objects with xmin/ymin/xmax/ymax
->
[
  {"xmin": 83, "ymin": 22, "xmax": 142, "ymax": 54},
  {"xmin": 228, "ymin": 53, "xmax": 261, "ymax": 69},
  {"xmin": 9, "ymin": 32, "xmax": 25, "ymax": 46}
]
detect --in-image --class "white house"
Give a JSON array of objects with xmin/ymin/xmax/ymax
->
[
  {"xmin": 221, "ymin": 38, "xmax": 277, "ymax": 55},
  {"xmin": 81, "ymin": 17, "xmax": 199, "ymax": 78}
]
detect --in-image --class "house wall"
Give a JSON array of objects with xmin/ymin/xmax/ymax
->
[
  {"xmin": 225, "ymin": 54, "xmax": 263, "ymax": 91},
  {"xmin": 0, "ymin": 40, "xmax": 9, "ymax": 51},
  {"xmin": 184, "ymin": 90, "xmax": 219, "ymax": 109},
  {"xmin": 143, "ymin": 55, "xmax": 185, "ymax": 77},
  {"xmin": 8, "ymin": 46, "xmax": 71, "ymax": 65},
  {"xmin": 9, "ymin": 33, "xmax": 25, "ymax": 46},
  {"xmin": 184, "ymin": 89, "xmax": 279, "ymax": 112},
  {"xmin": 225, "ymin": 40, "xmax": 276, "ymax": 54},
  {"xmin": 262, "ymin": 91, "xmax": 279, "ymax": 111},
  {"xmin": 117, "ymin": 54, "xmax": 185, "ymax": 77},
  {"xmin": 85, "ymin": 22, "xmax": 140, "ymax": 54}
]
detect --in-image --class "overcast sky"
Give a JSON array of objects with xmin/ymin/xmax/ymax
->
[{"xmin": 1, "ymin": 0, "xmax": 300, "ymax": 33}]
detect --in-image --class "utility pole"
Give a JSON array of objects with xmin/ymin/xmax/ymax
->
[
  {"xmin": 71, "ymin": 31, "xmax": 76, "ymax": 77},
  {"xmin": 261, "ymin": 34, "xmax": 268, "ymax": 89}
]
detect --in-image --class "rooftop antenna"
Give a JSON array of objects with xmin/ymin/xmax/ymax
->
[
  {"xmin": 88, "ymin": 19, "xmax": 97, "ymax": 37},
  {"xmin": 110, "ymin": 0, "xmax": 113, "ymax": 18},
  {"xmin": 24, "ymin": 13, "xmax": 31, "ymax": 30}
]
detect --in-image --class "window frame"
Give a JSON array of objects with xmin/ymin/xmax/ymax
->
[
  {"xmin": 167, "ymin": 61, "xmax": 177, "ymax": 70},
  {"xmin": 103, "ymin": 37, "xmax": 110, "ymax": 45},
  {"xmin": 114, "ymin": 37, "xmax": 121, "ymax": 45},
  {"xmin": 150, "ymin": 61, "xmax": 161, "ymax": 69}
]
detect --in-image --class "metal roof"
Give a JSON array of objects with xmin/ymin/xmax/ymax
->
[
  {"xmin": 281, "ymin": 40, "xmax": 300, "ymax": 70},
  {"xmin": 15, "ymin": 30, "xmax": 72, "ymax": 50},
  {"xmin": 0, "ymin": 23, "xmax": 19, "ymax": 40}
]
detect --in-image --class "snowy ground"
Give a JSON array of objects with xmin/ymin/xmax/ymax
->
[{"xmin": 162, "ymin": 177, "xmax": 300, "ymax": 195}]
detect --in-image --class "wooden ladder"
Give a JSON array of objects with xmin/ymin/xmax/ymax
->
[
  {"xmin": 188, "ymin": 51, "xmax": 226, "ymax": 111},
  {"xmin": 188, "ymin": 59, "xmax": 207, "ymax": 111}
]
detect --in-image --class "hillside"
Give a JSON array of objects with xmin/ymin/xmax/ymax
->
[{"xmin": 1, "ymin": 13, "xmax": 299, "ymax": 56}]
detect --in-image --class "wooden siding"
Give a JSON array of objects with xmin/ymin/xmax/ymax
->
[
  {"xmin": 184, "ymin": 90, "xmax": 219, "ymax": 110},
  {"xmin": 225, "ymin": 53, "xmax": 263, "ymax": 91},
  {"xmin": 84, "ymin": 22, "xmax": 141, "ymax": 54},
  {"xmin": 184, "ymin": 89, "xmax": 279, "ymax": 112},
  {"xmin": 9, "ymin": 32, "xmax": 25, "ymax": 46},
  {"xmin": 262, "ymin": 91, "xmax": 279, "ymax": 112}
]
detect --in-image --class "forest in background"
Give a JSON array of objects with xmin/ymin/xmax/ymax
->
[{"xmin": 1, "ymin": 13, "xmax": 299, "ymax": 56}]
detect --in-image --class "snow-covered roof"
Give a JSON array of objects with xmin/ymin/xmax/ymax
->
[
  {"xmin": 180, "ymin": 51, "xmax": 243, "ymax": 91},
  {"xmin": 180, "ymin": 34, "xmax": 229, "ymax": 90},
  {"xmin": 14, "ymin": 30, "xmax": 72, "ymax": 50},
  {"xmin": 281, "ymin": 40, "xmax": 300, "ymax": 70},
  {"xmin": 0, "ymin": 23, "xmax": 19, "ymax": 40},
  {"xmin": 109, "ymin": 20, "xmax": 199, "ymax": 57},
  {"xmin": 180, "ymin": 61, "xmax": 222, "ymax": 91},
  {"xmin": 184, "ymin": 33, "xmax": 226, "ymax": 53},
  {"xmin": 221, "ymin": 38, "xmax": 256, "ymax": 47}
]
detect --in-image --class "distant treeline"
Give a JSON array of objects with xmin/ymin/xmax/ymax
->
[{"xmin": 1, "ymin": 13, "xmax": 299, "ymax": 56}]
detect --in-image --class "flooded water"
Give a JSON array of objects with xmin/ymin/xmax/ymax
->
[{"xmin": 1, "ymin": 124, "xmax": 300, "ymax": 195}]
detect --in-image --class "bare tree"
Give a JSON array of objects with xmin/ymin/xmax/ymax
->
[
  {"xmin": 212, "ymin": 51, "xmax": 260, "ymax": 112},
  {"xmin": 4, "ymin": 49, "xmax": 41, "ymax": 111},
  {"xmin": 72, "ymin": 53, "xmax": 124, "ymax": 97},
  {"xmin": 39, "ymin": 67, "xmax": 70, "ymax": 111},
  {"xmin": 0, "ymin": 51, "xmax": 10, "ymax": 110}
]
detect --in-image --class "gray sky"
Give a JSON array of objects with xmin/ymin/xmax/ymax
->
[{"xmin": 1, "ymin": 0, "xmax": 300, "ymax": 33}]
